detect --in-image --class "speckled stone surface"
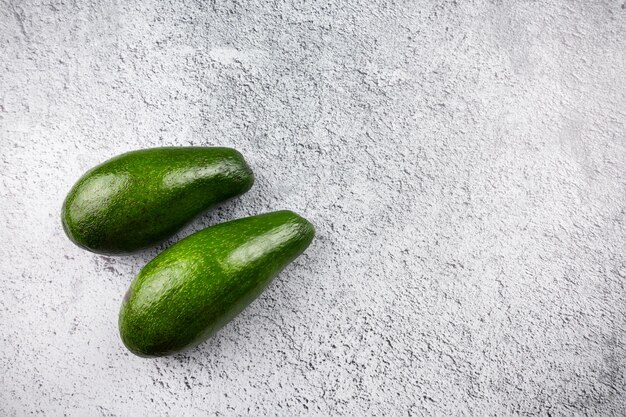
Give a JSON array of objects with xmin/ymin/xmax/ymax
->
[{"xmin": 1, "ymin": 1, "xmax": 625, "ymax": 415}]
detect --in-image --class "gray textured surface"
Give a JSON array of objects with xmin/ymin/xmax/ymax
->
[{"xmin": 1, "ymin": 0, "xmax": 626, "ymax": 415}]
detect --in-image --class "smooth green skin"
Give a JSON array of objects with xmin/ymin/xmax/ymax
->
[
  {"xmin": 61, "ymin": 147, "xmax": 254, "ymax": 255},
  {"xmin": 118, "ymin": 210, "xmax": 315, "ymax": 357}
]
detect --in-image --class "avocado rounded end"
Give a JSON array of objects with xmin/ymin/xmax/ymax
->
[
  {"xmin": 60, "ymin": 189, "xmax": 92, "ymax": 252},
  {"xmin": 275, "ymin": 209, "xmax": 316, "ymax": 245},
  {"xmin": 118, "ymin": 299, "xmax": 167, "ymax": 358},
  {"xmin": 228, "ymin": 148, "xmax": 255, "ymax": 194}
]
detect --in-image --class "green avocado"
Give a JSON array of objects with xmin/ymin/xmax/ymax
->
[
  {"xmin": 119, "ymin": 210, "xmax": 315, "ymax": 357},
  {"xmin": 61, "ymin": 147, "xmax": 254, "ymax": 254}
]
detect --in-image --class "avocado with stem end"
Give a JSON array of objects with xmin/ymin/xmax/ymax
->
[
  {"xmin": 61, "ymin": 147, "xmax": 254, "ymax": 255},
  {"xmin": 118, "ymin": 210, "xmax": 315, "ymax": 357}
]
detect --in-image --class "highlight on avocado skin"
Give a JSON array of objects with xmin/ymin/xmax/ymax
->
[
  {"xmin": 61, "ymin": 147, "xmax": 254, "ymax": 255},
  {"xmin": 119, "ymin": 210, "xmax": 315, "ymax": 358}
]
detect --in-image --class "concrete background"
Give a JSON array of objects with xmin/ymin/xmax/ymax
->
[{"xmin": 1, "ymin": 0, "xmax": 625, "ymax": 415}]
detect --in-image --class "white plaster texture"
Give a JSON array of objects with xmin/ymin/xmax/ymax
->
[{"xmin": 1, "ymin": 0, "xmax": 626, "ymax": 415}]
